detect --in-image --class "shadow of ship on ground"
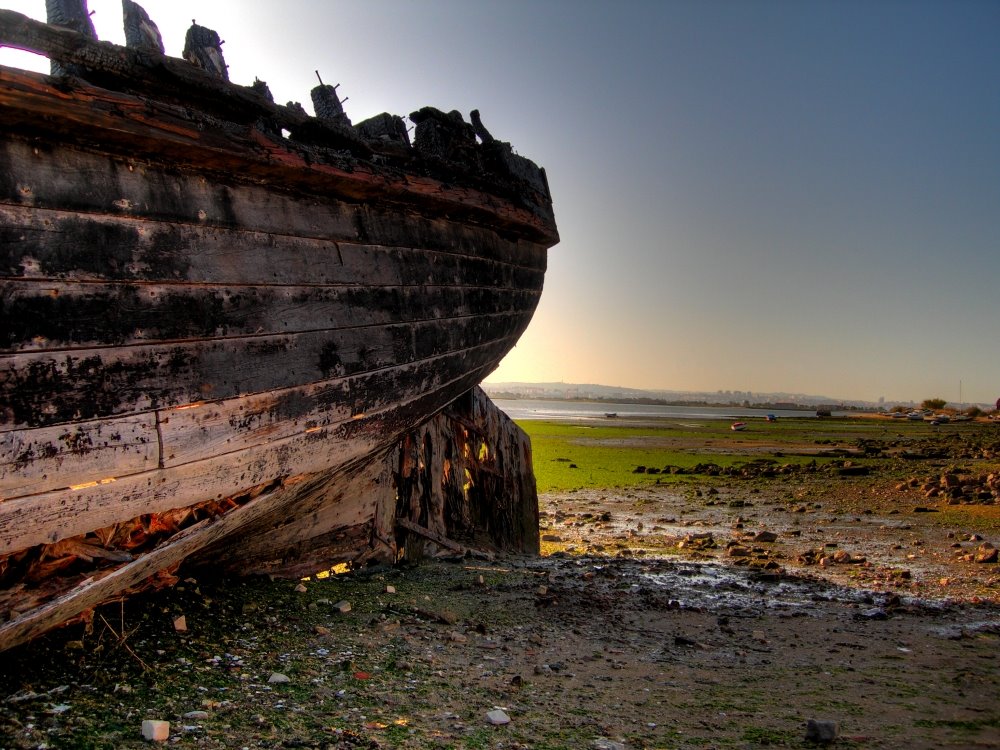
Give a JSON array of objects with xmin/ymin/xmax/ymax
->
[{"xmin": 0, "ymin": 2, "xmax": 557, "ymax": 651}]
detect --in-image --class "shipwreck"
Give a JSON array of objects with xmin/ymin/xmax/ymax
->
[{"xmin": 0, "ymin": 2, "xmax": 558, "ymax": 651}]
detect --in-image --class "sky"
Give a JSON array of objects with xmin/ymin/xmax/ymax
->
[{"xmin": 2, "ymin": 0, "xmax": 998, "ymax": 405}]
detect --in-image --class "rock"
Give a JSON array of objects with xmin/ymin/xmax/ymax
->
[
  {"xmin": 294, "ymin": 583, "xmax": 308, "ymax": 593},
  {"xmin": 141, "ymin": 719, "xmax": 170, "ymax": 741},
  {"xmin": 333, "ymin": 600, "xmax": 352, "ymax": 613},
  {"xmin": 941, "ymin": 473, "xmax": 961, "ymax": 488},
  {"xmin": 267, "ymin": 673, "xmax": 291, "ymax": 684},
  {"xmin": 856, "ymin": 608, "xmax": 888, "ymax": 621},
  {"xmin": 753, "ymin": 530, "xmax": 779, "ymax": 543},
  {"xmin": 172, "ymin": 615, "xmax": 187, "ymax": 632},
  {"xmin": 448, "ymin": 631, "xmax": 468, "ymax": 643},
  {"xmin": 974, "ymin": 544, "xmax": 998, "ymax": 564},
  {"xmin": 832, "ymin": 550, "xmax": 865, "ymax": 564},
  {"xmin": 182, "ymin": 711, "xmax": 209, "ymax": 720},
  {"xmin": 314, "ymin": 625, "xmax": 331, "ymax": 636},
  {"xmin": 486, "ymin": 708, "xmax": 511, "ymax": 725},
  {"xmin": 384, "ymin": 585, "xmax": 396, "ymax": 594},
  {"xmin": 804, "ymin": 718, "xmax": 839, "ymax": 743},
  {"xmin": 592, "ymin": 739, "xmax": 626, "ymax": 750},
  {"xmin": 727, "ymin": 545, "xmax": 751, "ymax": 558}
]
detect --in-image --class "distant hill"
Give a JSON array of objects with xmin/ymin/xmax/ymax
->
[{"xmin": 481, "ymin": 382, "xmax": 896, "ymax": 410}]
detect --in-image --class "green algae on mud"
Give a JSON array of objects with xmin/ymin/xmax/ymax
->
[
  {"xmin": 519, "ymin": 416, "xmax": 1000, "ymax": 494},
  {"xmin": 519, "ymin": 418, "xmax": 844, "ymax": 493}
]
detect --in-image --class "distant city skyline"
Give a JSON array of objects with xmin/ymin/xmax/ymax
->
[
  {"xmin": 483, "ymin": 380, "xmax": 991, "ymax": 410},
  {"xmin": 3, "ymin": 1, "xmax": 997, "ymax": 404}
]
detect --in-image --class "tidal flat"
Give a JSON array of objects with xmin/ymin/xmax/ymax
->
[{"xmin": 1, "ymin": 416, "xmax": 998, "ymax": 749}]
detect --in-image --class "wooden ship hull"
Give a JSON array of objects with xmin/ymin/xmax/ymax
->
[{"xmin": 0, "ymin": 8, "xmax": 557, "ymax": 650}]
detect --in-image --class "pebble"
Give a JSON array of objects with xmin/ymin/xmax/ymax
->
[
  {"xmin": 486, "ymin": 708, "xmax": 511, "ymax": 725},
  {"xmin": 333, "ymin": 600, "xmax": 352, "ymax": 613},
  {"xmin": 141, "ymin": 719, "xmax": 170, "ymax": 741},
  {"xmin": 294, "ymin": 583, "xmax": 307, "ymax": 593},
  {"xmin": 182, "ymin": 711, "xmax": 209, "ymax": 720},
  {"xmin": 267, "ymin": 673, "xmax": 291, "ymax": 684},
  {"xmin": 172, "ymin": 615, "xmax": 187, "ymax": 632},
  {"xmin": 975, "ymin": 544, "xmax": 998, "ymax": 564},
  {"xmin": 592, "ymin": 739, "xmax": 626, "ymax": 750}
]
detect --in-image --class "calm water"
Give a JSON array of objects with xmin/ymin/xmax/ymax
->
[{"xmin": 491, "ymin": 398, "xmax": 823, "ymax": 422}]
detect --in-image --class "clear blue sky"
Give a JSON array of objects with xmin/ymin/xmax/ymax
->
[{"xmin": 3, "ymin": 0, "xmax": 998, "ymax": 404}]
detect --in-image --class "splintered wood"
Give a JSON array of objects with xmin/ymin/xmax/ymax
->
[{"xmin": 0, "ymin": 388, "xmax": 537, "ymax": 650}]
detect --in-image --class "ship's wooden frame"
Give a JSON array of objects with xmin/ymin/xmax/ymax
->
[{"xmin": 0, "ymin": 9, "xmax": 556, "ymax": 651}]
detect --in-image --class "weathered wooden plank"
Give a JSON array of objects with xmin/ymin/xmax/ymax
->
[
  {"xmin": 0, "ymin": 467, "xmax": 378, "ymax": 652},
  {"xmin": 0, "ymin": 310, "xmax": 536, "ymax": 429},
  {"xmin": 0, "ymin": 279, "xmax": 542, "ymax": 351},
  {"xmin": 0, "ymin": 414, "xmax": 157, "ymax": 498},
  {"xmin": 0, "ymin": 204, "xmax": 546, "ymax": 286},
  {"xmin": 209, "ymin": 386, "xmax": 537, "ymax": 576},
  {"xmin": 195, "ymin": 457, "xmax": 398, "ymax": 577},
  {"xmin": 0, "ymin": 73, "xmax": 558, "ymax": 245},
  {"xmin": 0, "ymin": 334, "xmax": 520, "ymax": 497},
  {"xmin": 397, "ymin": 517, "xmax": 466, "ymax": 553},
  {"xmin": 0, "ymin": 355, "xmax": 500, "ymax": 553}
]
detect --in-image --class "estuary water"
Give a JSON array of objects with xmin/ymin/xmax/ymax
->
[{"xmin": 491, "ymin": 398, "xmax": 823, "ymax": 422}]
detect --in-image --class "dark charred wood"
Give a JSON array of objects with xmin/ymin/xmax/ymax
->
[
  {"xmin": 122, "ymin": 0, "xmax": 164, "ymax": 54},
  {"xmin": 355, "ymin": 112, "xmax": 411, "ymax": 148},
  {"xmin": 0, "ymin": 10, "xmax": 557, "ymax": 226},
  {"xmin": 183, "ymin": 22, "xmax": 228, "ymax": 80}
]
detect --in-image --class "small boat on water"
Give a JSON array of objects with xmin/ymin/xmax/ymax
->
[
  {"xmin": 730, "ymin": 422, "xmax": 747, "ymax": 431},
  {"xmin": 0, "ymin": 3, "xmax": 558, "ymax": 650}
]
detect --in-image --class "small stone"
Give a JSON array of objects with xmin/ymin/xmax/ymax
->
[
  {"xmin": 173, "ymin": 615, "xmax": 187, "ymax": 632},
  {"xmin": 333, "ymin": 600, "xmax": 351, "ymax": 613},
  {"xmin": 294, "ymin": 583, "xmax": 308, "ymax": 593},
  {"xmin": 486, "ymin": 708, "xmax": 510, "ymax": 725},
  {"xmin": 141, "ymin": 719, "xmax": 170, "ymax": 742},
  {"xmin": 974, "ymin": 544, "xmax": 998, "ymax": 564},
  {"xmin": 267, "ymin": 673, "xmax": 291, "ymax": 684},
  {"xmin": 448, "ymin": 631, "xmax": 468, "ymax": 643},
  {"xmin": 753, "ymin": 530, "xmax": 779, "ymax": 543},
  {"xmin": 182, "ymin": 711, "xmax": 209, "ymax": 720},
  {"xmin": 384, "ymin": 585, "xmax": 396, "ymax": 594},
  {"xmin": 537, "ymin": 585, "xmax": 549, "ymax": 595},
  {"xmin": 592, "ymin": 739, "xmax": 626, "ymax": 750},
  {"xmin": 804, "ymin": 718, "xmax": 838, "ymax": 743},
  {"xmin": 314, "ymin": 625, "xmax": 331, "ymax": 636}
]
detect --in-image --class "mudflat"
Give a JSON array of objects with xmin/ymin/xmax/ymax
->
[{"xmin": 1, "ymin": 416, "xmax": 998, "ymax": 749}]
